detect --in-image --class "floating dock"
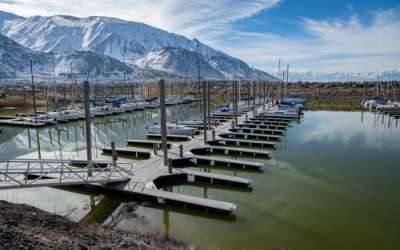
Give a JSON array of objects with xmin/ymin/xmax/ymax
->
[
  {"xmin": 229, "ymin": 127, "xmax": 285, "ymax": 135},
  {"xmin": 190, "ymin": 146, "xmax": 271, "ymax": 158},
  {"xmin": 218, "ymin": 132, "xmax": 281, "ymax": 141},
  {"xmin": 102, "ymin": 147, "xmax": 152, "ymax": 159},
  {"xmin": 127, "ymin": 139, "xmax": 172, "ymax": 149},
  {"xmin": 146, "ymin": 133, "xmax": 191, "ymax": 141},
  {"xmin": 208, "ymin": 138, "xmax": 276, "ymax": 148}
]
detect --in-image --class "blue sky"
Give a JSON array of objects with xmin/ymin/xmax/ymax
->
[{"xmin": 0, "ymin": 0, "xmax": 399, "ymax": 73}]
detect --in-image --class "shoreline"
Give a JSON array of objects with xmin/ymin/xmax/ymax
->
[{"xmin": 0, "ymin": 200, "xmax": 195, "ymax": 250}]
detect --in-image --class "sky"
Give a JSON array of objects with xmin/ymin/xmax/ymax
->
[{"xmin": 0, "ymin": 0, "xmax": 399, "ymax": 74}]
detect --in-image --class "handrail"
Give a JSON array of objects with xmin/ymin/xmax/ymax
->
[{"xmin": 0, "ymin": 158, "xmax": 134, "ymax": 189}]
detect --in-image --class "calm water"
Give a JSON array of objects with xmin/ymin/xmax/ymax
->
[{"xmin": 0, "ymin": 107, "xmax": 399, "ymax": 250}]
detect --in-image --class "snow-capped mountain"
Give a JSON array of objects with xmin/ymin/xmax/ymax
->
[
  {"xmin": 0, "ymin": 10, "xmax": 22, "ymax": 28},
  {"xmin": 0, "ymin": 32, "xmax": 176, "ymax": 81},
  {"xmin": 135, "ymin": 47, "xmax": 225, "ymax": 79},
  {"xmin": 0, "ymin": 33, "xmax": 53, "ymax": 78},
  {"xmin": 289, "ymin": 70, "xmax": 400, "ymax": 82},
  {"xmin": 0, "ymin": 11, "xmax": 274, "ymax": 80},
  {"xmin": 55, "ymin": 50, "xmax": 177, "ymax": 80}
]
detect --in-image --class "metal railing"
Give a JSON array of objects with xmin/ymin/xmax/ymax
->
[{"xmin": 0, "ymin": 159, "xmax": 134, "ymax": 189}]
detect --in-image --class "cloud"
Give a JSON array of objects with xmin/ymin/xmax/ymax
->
[
  {"xmin": 0, "ymin": 1, "xmax": 399, "ymax": 73},
  {"xmin": 0, "ymin": 0, "xmax": 279, "ymax": 37},
  {"xmin": 208, "ymin": 8, "xmax": 400, "ymax": 73}
]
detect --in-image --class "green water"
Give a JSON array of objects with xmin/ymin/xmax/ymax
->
[{"xmin": 0, "ymin": 107, "xmax": 399, "ymax": 250}]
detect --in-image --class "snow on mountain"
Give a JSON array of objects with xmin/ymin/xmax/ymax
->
[
  {"xmin": 289, "ymin": 70, "xmax": 400, "ymax": 82},
  {"xmin": 0, "ymin": 33, "xmax": 53, "ymax": 78},
  {"xmin": 0, "ymin": 11, "xmax": 274, "ymax": 80},
  {"xmin": 135, "ymin": 47, "xmax": 225, "ymax": 79},
  {"xmin": 0, "ymin": 10, "xmax": 22, "ymax": 28},
  {"xmin": 55, "ymin": 50, "xmax": 178, "ymax": 80},
  {"xmin": 0, "ymin": 31, "xmax": 177, "ymax": 81}
]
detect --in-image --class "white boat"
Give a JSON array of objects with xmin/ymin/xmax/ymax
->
[
  {"xmin": 47, "ymin": 110, "xmax": 80, "ymax": 121},
  {"xmin": 76, "ymin": 109, "xmax": 95, "ymax": 119},
  {"xmin": 92, "ymin": 106, "xmax": 113, "ymax": 116},
  {"xmin": 61, "ymin": 110, "xmax": 81, "ymax": 120},
  {"xmin": 134, "ymin": 101, "xmax": 145, "ymax": 110},
  {"xmin": 122, "ymin": 103, "xmax": 136, "ymax": 112},
  {"xmin": 144, "ymin": 100, "xmax": 160, "ymax": 109},
  {"xmin": 165, "ymin": 96, "xmax": 180, "ymax": 106},
  {"xmin": 146, "ymin": 123, "xmax": 198, "ymax": 136},
  {"xmin": 183, "ymin": 95, "xmax": 201, "ymax": 103},
  {"xmin": 361, "ymin": 97, "xmax": 388, "ymax": 109},
  {"xmin": 16, "ymin": 115, "xmax": 57, "ymax": 125},
  {"xmin": 112, "ymin": 106, "xmax": 126, "ymax": 114}
]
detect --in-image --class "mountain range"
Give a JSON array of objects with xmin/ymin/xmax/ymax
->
[
  {"xmin": 289, "ymin": 70, "xmax": 400, "ymax": 82},
  {"xmin": 0, "ymin": 10, "xmax": 274, "ymax": 82}
]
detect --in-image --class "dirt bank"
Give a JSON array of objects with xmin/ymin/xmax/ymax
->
[{"xmin": 0, "ymin": 200, "xmax": 194, "ymax": 250}]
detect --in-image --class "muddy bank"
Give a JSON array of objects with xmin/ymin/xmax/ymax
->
[{"xmin": 0, "ymin": 200, "xmax": 194, "ymax": 250}]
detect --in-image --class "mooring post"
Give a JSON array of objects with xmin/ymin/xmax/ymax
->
[
  {"xmin": 202, "ymin": 80, "xmax": 208, "ymax": 143},
  {"xmin": 231, "ymin": 120, "xmax": 235, "ymax": 129},
  {"xmin": 153, "ymin": 143, "xmax": 158, "ymax": 155},
  {"xmin": 179, "ymin": 144, "xmax": 183, "ymax": 158},
  {"xmin": 159, "ymin": 79, "xmax": 171, "ymax": 173},
  {"xmin": 235, "ymin": 81, "xmax": 238, "ymax": 125},
  {"xmin": 207, "ymin": 81, "xmax": 211, "ymax": 132},
  {"xmin": 247, "ymin": 81, "xmax": 251, "ymax": 112},
  {"xmin": 212, "ymin": 129, "xmax": 216, "ymax": 141},
  {"xmin": 30, "ymin": 60, "xmax": 38, "ymax": 124},
  {"xmin": 245, "ymin": 114, "xmax": 248, "ymax": 121},
  {"xmin": 252, "ymin": 81, "xmax": 256, "ymax": 117},
  {"xmin": 83, "ymin": 81, "xmax": 93, "ymax": 176},
  {"xmin": 111, "ymin": 141, "xmax": 118, "ymax": 166}
]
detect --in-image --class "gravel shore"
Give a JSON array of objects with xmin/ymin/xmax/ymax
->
[{"xmin": 0, "ymin": 200, "xmax": 193, "ymax": 250}]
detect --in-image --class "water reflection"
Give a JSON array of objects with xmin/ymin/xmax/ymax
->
[{"xmin": 1, "ymin": 110, "xmax": 400, "ymax": 250}]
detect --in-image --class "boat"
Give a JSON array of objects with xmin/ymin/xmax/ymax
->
[
  {"xmin": 15, "ymin": 115, "xmax": 58, "ymax": 125},
  {"xmin": 122, "ymin": 103, "xmax": 136, "ymax": 112},
  {"xmin": 144, "ymin": 100, "xmax": 160, "ymax": 109},
  {"xmin": 182, "ymin": 95, "xmax": 197, "ymax": 104},
  {"xmin": 61, "ymin": 110, "xmax": 81, "ymax": 120},
  {"xmin": 361, "ymin": 96, "xmax": 388, "ymax": 109},
  {"xmin": 91, "ymin": 106, "xmax": 113, "ymax": 116},
  {"xmin": 47, "ymin": 110, "xmax": 80, "ymax": 122},
  {"xmin": 165, "ymin": 96, "xmax": 180, "ymax": 106},
  {"xmin": 146, "ymin": 123, "xmax": 198, "ymax": 136},
  {"xmin": 111, "ymin": 106, "xmax": 126, "ymax": 114}
]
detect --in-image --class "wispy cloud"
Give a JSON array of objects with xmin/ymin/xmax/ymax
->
[
  {"xmin": 207, "ymin": 8, "xmax": 400, "ymax": 73},
  {"xmin": 0, "ymin": 0, "xmax": 279, "ymax": 37}
]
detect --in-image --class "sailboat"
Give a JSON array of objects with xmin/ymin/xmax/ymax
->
[{"xmin": 146, "ymin": 123, "xmax": 198, "ymax": 136}]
